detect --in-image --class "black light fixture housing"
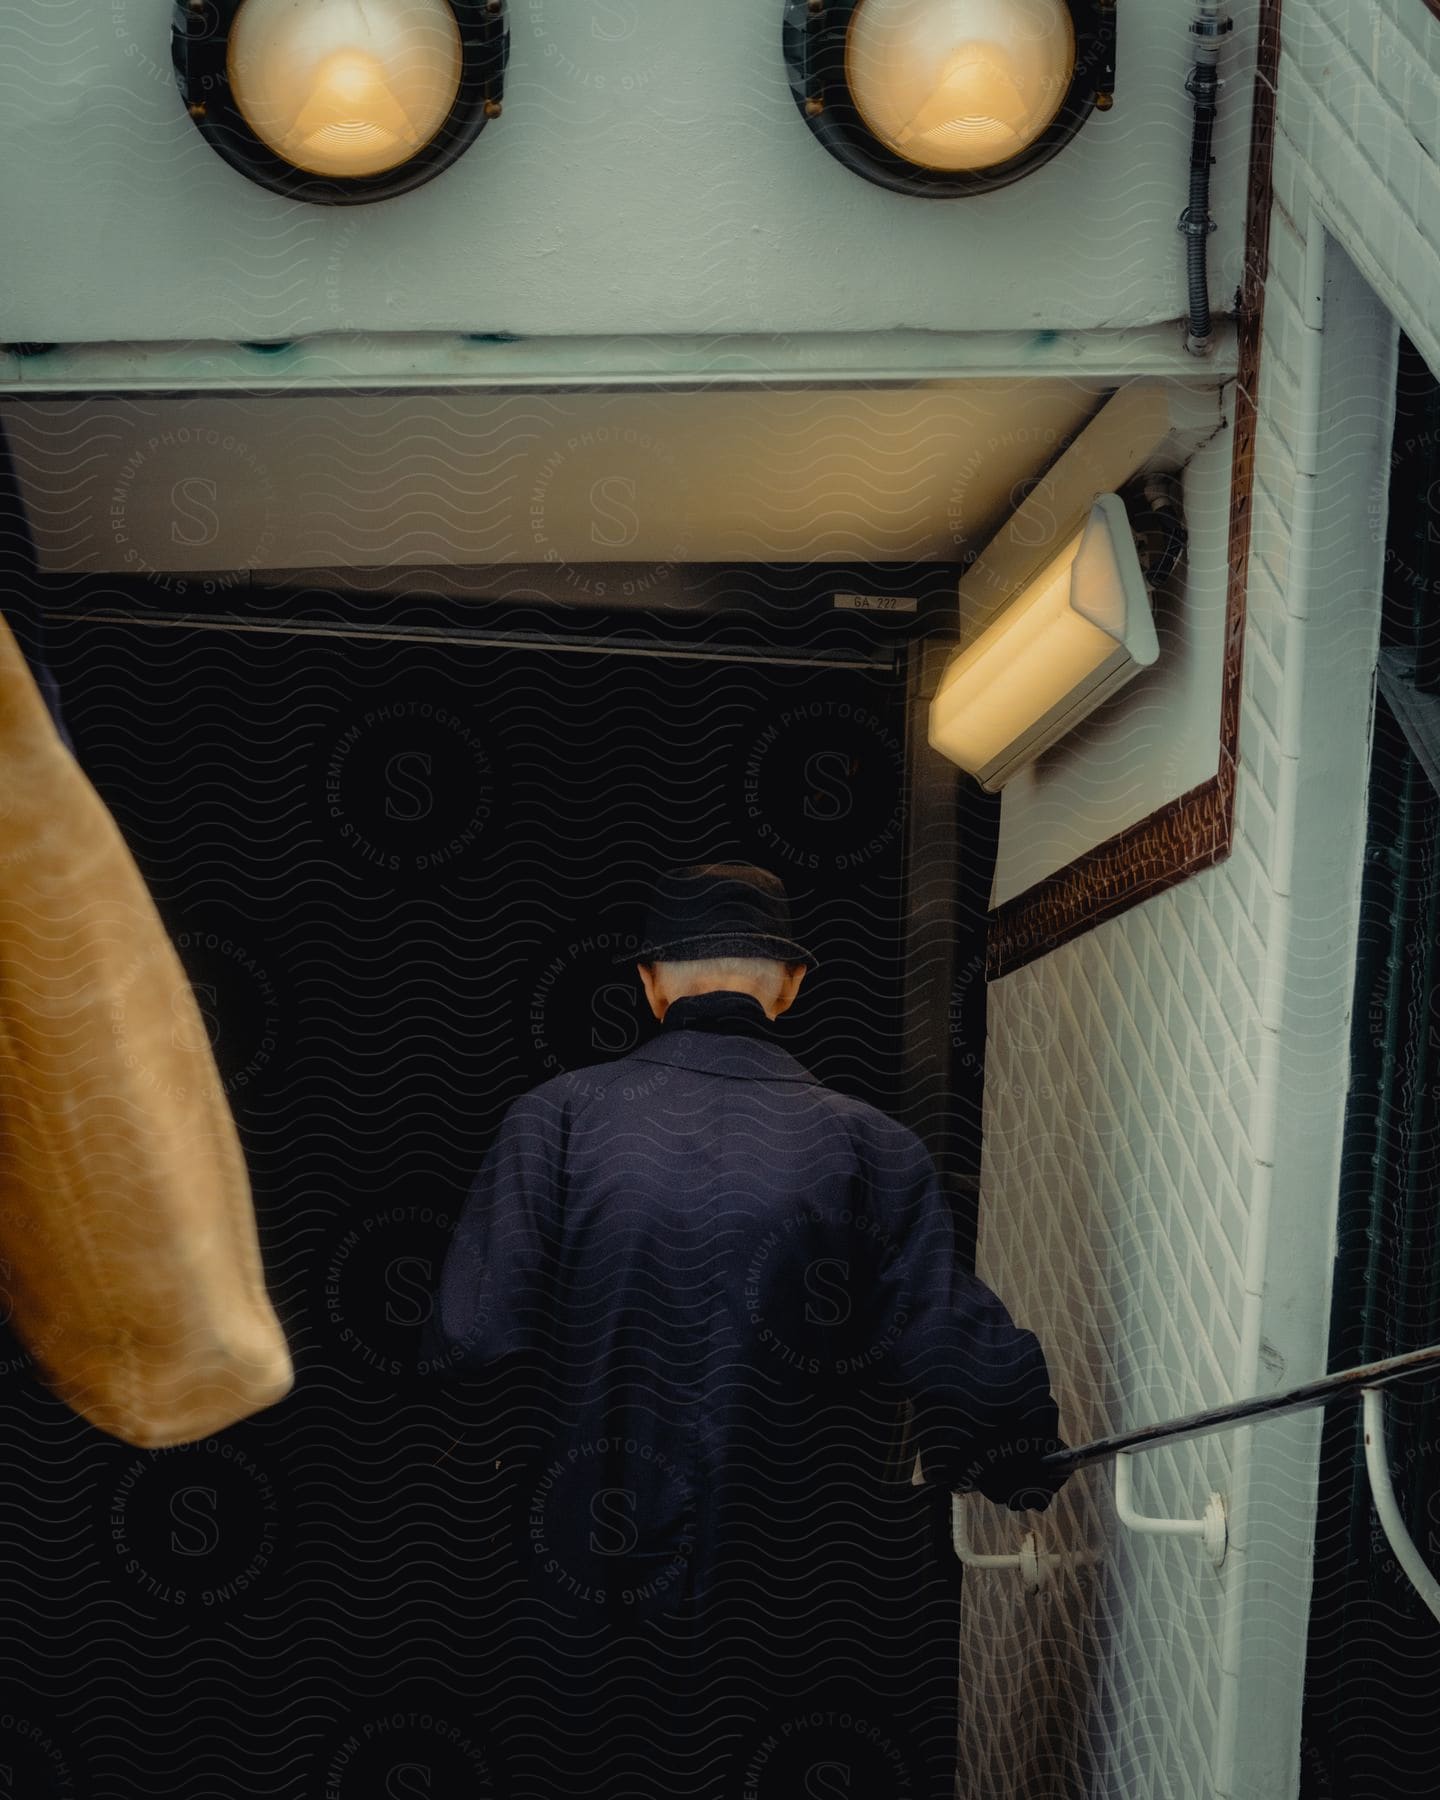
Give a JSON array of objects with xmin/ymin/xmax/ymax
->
[
  {"xmin": 782, "ymin": 0, "xmax": 1116, "ymax": 197},
  {"xmin": 171, "ymin": 0, "xmax": 508, "ymax": 206}
]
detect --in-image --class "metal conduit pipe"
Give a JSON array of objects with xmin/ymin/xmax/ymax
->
[{"xmin": 1179, "ymin": 2, "xmax": 1233, "ymax": 357}]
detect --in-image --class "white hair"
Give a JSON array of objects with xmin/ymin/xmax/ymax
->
[{"xmin": 653, "ymin": 955, "xmax": 789, "ymax": 1007}]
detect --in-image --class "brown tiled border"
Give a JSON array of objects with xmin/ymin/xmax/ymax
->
[{"xmin": 986, "ymin": 0, "xmax": 1283, "ymax": 980}]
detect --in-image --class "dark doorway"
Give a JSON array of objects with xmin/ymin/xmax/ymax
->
[
  {"xmin": 0, "ymin": 447, "xmax": 992, "ymax": 1796},
  {"xmin": 1298, "ymin": 332, "xmax": 1440, "ymax": 1800}
]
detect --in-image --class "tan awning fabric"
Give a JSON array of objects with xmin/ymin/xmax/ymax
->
[{"xmin": 0, "ymin": 612, "xmax": 293, "ymax": 1446}]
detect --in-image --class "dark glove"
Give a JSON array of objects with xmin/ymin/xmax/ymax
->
[{"xmin": 956, "ymin": 1430, "xmax": 1073, "ymax": 1513}]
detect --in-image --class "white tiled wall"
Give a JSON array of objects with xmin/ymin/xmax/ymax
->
[
  {"xmin": 1273, "ymin": 1, "xmax": 1440, "ymax": 382},
  {"xmin": 957, "ymin": 5, "xmax": 1438, "ymax": 1796}
]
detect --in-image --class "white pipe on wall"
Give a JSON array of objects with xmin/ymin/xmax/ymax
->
[{"xmin": 1362, "ymin": 1387, "xmax": 1440, "ymax": 1628}]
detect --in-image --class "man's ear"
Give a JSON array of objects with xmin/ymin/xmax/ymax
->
[
  {"xmin": 773, "ymin": 964, "xmax": 807, "ymax": 1016},
  {"xmin": 637, "ymin": 963, "xmax": 666, "ymax": 1020}
]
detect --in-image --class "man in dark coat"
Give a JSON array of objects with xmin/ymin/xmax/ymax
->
[{"xmin": 420, "ymin": 864, "xmax": 1068, "ymax": 1799}]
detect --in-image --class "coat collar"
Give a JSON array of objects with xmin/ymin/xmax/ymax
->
[{"xmin": 626, "ymin": 989, "xmax": 818, "ymax": 1084}]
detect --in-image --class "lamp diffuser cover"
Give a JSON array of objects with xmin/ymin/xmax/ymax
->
[
  {"xmin": 227, "ymin": 0, "xmax": 465, "ymax": 178},
  {"xmin": 928, "ymin": 493, "xmax": 1161, "ymax": 789},
  {"xmin": 845, "ymin": 0, "xmax": 1077, "ymax": 172},
  {"xmin": 1069, "ymin": 491, "xmax": 1160, "ymax": 667}
]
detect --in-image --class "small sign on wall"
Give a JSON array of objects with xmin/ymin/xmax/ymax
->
[{"xmin": 832, "ymin": 593, "xmax": 919, "ymax": 613}]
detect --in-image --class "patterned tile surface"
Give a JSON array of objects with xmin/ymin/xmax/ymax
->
[{"xmin": 960, "ymin": 5, "xmax": 1440, "ymax": 1794}]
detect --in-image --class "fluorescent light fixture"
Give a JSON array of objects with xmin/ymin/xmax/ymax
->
[{"xmin": 928, "ymin": 492, "xmax": 1159, "ymax": 790}]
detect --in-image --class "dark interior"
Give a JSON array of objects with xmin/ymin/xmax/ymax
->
[{"xmin": 0, "ymin": 415, "xmax": 1003, "ymax": 1797}]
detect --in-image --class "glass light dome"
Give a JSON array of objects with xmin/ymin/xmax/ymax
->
[
  {"xmin": 227, "ymin": 0, "xmax": 465, "ymax": 179},
  {"xmin": 845, "ymin": 0, "xmax": 1077, "ymax": 173}
]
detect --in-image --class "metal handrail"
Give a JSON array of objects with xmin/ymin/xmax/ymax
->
[
  {"xmin": 954, "ymin": 1343, "xmax": 1440, "ymax": 1609},
  {"xmin": 1035, "ymin": 1342, "xmax": 1440, "ymax": 1476}
]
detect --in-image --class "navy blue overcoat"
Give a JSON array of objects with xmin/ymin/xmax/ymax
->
[{"xmin": 419, "ymin": 987, "xmax": 1064, "ymax": 1625}]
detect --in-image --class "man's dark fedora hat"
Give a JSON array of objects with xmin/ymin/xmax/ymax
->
[{"xmin": 615, "ymin": 863, "xmax": 818, "ymax": 969}]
